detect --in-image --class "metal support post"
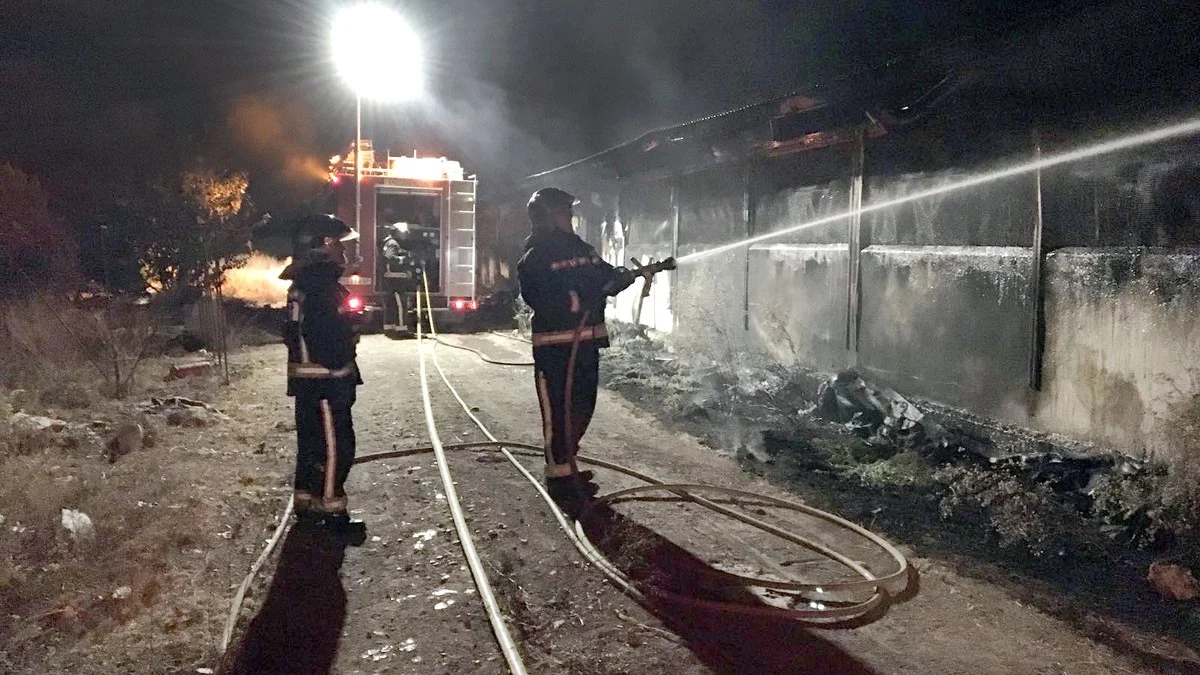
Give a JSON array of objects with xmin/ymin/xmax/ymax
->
[
  {"xmin": 1029, "ymin": 133, "xmax": 1046, "ymax": 392},
  {"xmin": 845, "ymin": 129, "xmax": 865, "ymax": 361},
  {"xmin": 355, "ymin": 94, "xmax": 362, "ymax": 236}
]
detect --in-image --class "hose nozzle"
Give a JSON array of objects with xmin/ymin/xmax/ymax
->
[{"xmin": 629, "ymin": 256, "xmax": 677, "ymax": 278}]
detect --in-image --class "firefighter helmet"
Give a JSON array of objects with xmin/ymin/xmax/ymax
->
[
  {"xmin": 306, "ymin": 214, "xmax": 358, "ymax": 242},
  {"xmin": 527, "ymin": 187, "xmax": 579, "ymax": 226}
]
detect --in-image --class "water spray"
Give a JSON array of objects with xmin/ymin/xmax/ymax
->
[{"xmin": 678, "ymin": 116, "xmax": 1200, "ymax": 264}]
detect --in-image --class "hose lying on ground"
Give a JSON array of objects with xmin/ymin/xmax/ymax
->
[
  {"xmin": 220, "ymin": 300, "xmax": 911, "ymax": 663},
  {"xmin": 221, "ymin": 434, "xmax": 911, "ymax": 654}
]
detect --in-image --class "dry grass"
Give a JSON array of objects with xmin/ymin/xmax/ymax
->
[
  {"xmin": 0, "ymin": 296, "xmax": 163, "ymax": 399},
  {"xmin": 0, "ymin": 439, "xmax": 230, "ymax": 671},
  {"xmin": 0, "ymin": 299, "xmax": 284, "ymax": 673}
]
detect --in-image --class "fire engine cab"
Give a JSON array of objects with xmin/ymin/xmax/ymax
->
[{"xmin": 330, "ymin": 140, "xmax": 478, "ymax": 335}]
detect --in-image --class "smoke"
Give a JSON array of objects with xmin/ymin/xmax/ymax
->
[
  {"xmin": 353, "ymin": 0, "xmax": 791, "ymax": 199},
  {"xmin": 222, "ymin": 252, "xmax": 290, "ymax": 307},
  {"xmin": 225, "ymin": 94, "xmax": 328, "ymax": 206}
]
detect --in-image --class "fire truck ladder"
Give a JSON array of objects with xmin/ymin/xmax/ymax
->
[{"xmin": 446, "ymin": 180, "xmax": 477, "ymax": 300}]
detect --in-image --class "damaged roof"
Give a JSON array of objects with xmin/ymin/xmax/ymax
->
[{"xmin": 524, "ymin": 0, "xmax": 1200, "ymax": 186}]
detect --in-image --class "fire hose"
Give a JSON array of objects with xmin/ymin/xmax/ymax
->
[{"xmin": 220, "ymin": 260, "xmax": 912, "ymax": 668}]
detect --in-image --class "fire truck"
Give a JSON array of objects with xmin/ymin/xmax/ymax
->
[{"xmin": 330, "ymin": 140, "xmax": 478, "ymax": 335}]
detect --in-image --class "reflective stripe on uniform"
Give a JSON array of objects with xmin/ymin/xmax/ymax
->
[
  {"xmin": 531, "ymin": 324, "xmax": 607, "ymax": 346},
  {"xmin": 319, "ymin": 399, "xmax": 337, "ymax": 502},
  {"xmin": 549, "ymin": 255, "xmax": 601, "ymax": 271},
  {"xmin": 536, "ymin": 372, "xmax": 554, "ymax": 465},
  {"xmin": 293, "ymin": 490, "xmax": 318, "ymax": 510},
  {"xmin": 289, "ymin": 289, "xmax": 311, "ymax": 364},
  {"xmin": 288, "ymin": 362, "xmax": 358, "ymax": 379},
  {"xmin": 544, "ymin": 463, "xmax": 574, "ymax": 478}
]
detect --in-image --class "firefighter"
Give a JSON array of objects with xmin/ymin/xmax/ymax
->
[
  {"xmin": 280, "ymin": 215, "xmax": 367, "ymax": 541},
  {"xmin": 517, "ymin": 188, "xmax": 642, "ymax": 518},
  {"xmin": 381, "ymin": 223, "xmax": 418, "ymax": 332}
]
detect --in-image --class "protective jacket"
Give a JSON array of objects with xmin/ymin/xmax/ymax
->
[
  {"xmin": 280, "ymin": 249, "xmax": 363, "ymax": 397},
  {"xmin": 517, "ymin": 227, "xmax": 635, "ymax": 348},
  {"xmin": 382, "ymin": 236, "xmax": 409, "ymax": 273}
]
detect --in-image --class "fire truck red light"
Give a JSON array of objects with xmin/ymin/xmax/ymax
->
[{"xmin": 346, "ymin": 296, "xmax": 364, "ymax": 311}]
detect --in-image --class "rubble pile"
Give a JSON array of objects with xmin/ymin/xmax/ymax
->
[
  {"xmin": 811, "ymin": 370, "xmax": 953, "ymax": 456},
  {"xmin": 602, "ymin": 327, "xmax": 1200, "ymax": 586}
]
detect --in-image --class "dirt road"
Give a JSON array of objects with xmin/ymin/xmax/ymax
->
[{"xmin": 214, "ymin": 332, "xmax": 1200, "ymax": 675}]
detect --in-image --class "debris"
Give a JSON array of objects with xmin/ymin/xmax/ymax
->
[
  {"xmin": 143, "ymin": 396, "xmax": 228, "ymax": 426},
  {"xmin": 12, "ymin": 412, "xmax": 68, "ymax": 434},
  {"xmin": 810, "ymin": 370, "xmax": 951, "ymax": 455},
  {"xmin": 362, "ymin": 644, "xmax": 395, "ymax": 661},
  {"xmin": 413, "ymin": 528, "xmax": 436, "ymax": 550},
  {"xmin": 1148, "ymin": 562, "xmax": 1200, "ymax": 601},
  {"xmin": 165, "ymin": 360, "xmax": 214, "ymax": 381},
  {"xmin": 144, "ymin": 396, "xmax": 224, "ymax": 412},
  {"xmin": 112, "ymin": 586, "xmax": 132, "ymax": 600},
  {"xmin": 166, "ymin": 408, "xmax": 210, "ymax": 428},
  {"xmin": 106, "ymin": 423, "xmax": 145, "ymax": 462},
  {"xmin": 61, "ymin": 509, "xmax": 95, "ymax": 543}
]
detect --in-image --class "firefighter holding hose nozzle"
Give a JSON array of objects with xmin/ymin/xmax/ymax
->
[
  {"xmin": 517, "ymin": 188, "xmax": 675, "ymax": 518},
  {"xmin": 280, "ymin": 215, "xmax": 367, "ymax": 543}
]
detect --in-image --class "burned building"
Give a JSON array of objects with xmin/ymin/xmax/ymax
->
[{"xmin": 515, "ymin": 0, "xmax": 1200, "ymax": 464}]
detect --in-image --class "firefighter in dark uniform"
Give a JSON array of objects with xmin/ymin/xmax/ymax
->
[
  {"xmin": 381, "ymin": 223, "xmax": 419, "ymax": 333},
  {"xmin": 280, "ymin": 215, "xmax": 366, "ymax": 539},
  {"xmin": 517, "ymin": 188, "xmax": 644, "ymax": 518}
]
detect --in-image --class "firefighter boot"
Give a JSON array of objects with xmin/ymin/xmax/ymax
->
[
  {"xmin": 577, "ymin": 470, "xmax": 599, "ymax": 497},
  {"xmin": 546, "ymin": 474, "xmax": 594, "ymax": 520},
  {"xmin": 293, "ymin": 491, "xmax": 324, "ymax": 527},
  {"xmin": 323, "ymin": 512, "xmax": 368, "ymax": 547},
  {"xmin": 319, "ymin": 495, "xmax": 366, "ymax": 545}
]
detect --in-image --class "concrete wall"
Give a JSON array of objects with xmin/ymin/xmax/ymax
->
[
  {"xmin": 588, "ymin": 144, "xmax": 1200, "ymax": 465},
  {"xmin": 747, "ymin": 244, "xmax": 851, "ymax": 370},
  {"xmin": 857, "ymin": 246, "xmax": 1035, "ymax": 417},
  {"xmin": 735, "ymin": 242, "xmax": 1200, "ymax": 461},
  {"xmin": 1036, "ymin": 249, "xmax": 1200, "ymax": 461},
  {"xmin": 672, "ymin": 246, "xmax": 747, "ymax": 357}
]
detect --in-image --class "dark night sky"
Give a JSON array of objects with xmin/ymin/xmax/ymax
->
[{"xmin": 0, "ymin": 0, "xmax": 1186, "ymax": 215}]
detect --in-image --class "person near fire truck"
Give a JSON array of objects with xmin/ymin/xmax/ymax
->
[
  {"xmin": 517, "ymin": 187, "xmax": 648, "ymax": 518},
  {"xmin": 280, "ymin": 214, "xmax": 367, "ymax": 541},
  {"xmin": 381, "ymin": 223, "xmax": 420, "ymax": 332}
]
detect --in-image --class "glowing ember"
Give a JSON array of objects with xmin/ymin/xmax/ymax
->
[{"xmin": 223, "ymin": 253, "xmax": 290, "ymax": 307}]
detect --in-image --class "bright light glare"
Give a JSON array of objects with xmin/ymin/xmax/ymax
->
[{"xmin": 332, "ymin": 4, "xmax": 422, "ymax": 101}]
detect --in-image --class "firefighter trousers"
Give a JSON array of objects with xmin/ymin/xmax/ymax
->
[
  {"xmin": 383, "ymin": 287, "xmax": 414, "ymax": 332},
  {"xmin": 533, "ymin": 342, "xmax": 600, "ymax": 474},
  {"xmin": 293, "ymin": 380, "xmax": 357, "ymax": 512}
]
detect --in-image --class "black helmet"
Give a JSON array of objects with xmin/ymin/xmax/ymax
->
[
  {"xmin": 527, "ymin": 187, "xmax": 578, "ymax": 226},
  {"xmin": 251, "ymin": 212, "xmax": 357, "ymax": 257},
  {"xmin": 307, "ymin": 214, "xmax": 358, "ymax": 242}
]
